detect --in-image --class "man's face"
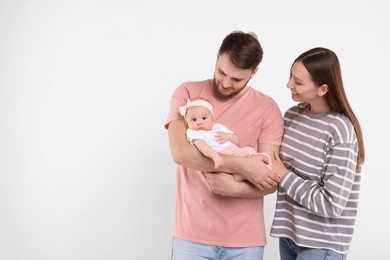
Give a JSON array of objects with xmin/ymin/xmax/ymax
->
[{"xmin": 213, "ymin": 53, "xmax": 257, "ymax": 99}]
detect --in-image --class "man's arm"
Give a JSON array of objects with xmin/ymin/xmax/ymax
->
[
  {"xmin": 218, "ymin": 144, "xmax": 280, "ymax": 191},
  {"xmin": 205, "ymin": 172, "xmax": 277, "ymax": 198},
  {"xmin": 168, "ymin": 119, "xmax": 280, "ymax": 191},
  {"xmin": 168, "ymin": 119, "xmax": 217, "ymax": 172},
  {"xmin": 205, "ymin": 143, "xmax": 280, "ymax": 198}
]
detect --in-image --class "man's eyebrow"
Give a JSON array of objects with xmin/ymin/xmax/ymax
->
[
  {"xmin": 218, "ymin": 67, "xmax": 227, "ymax": 75},
  {"xmin": 219, "ymin": 68, "xmax": 246, "ymax": 81},
  {"xmin": 231, "ymin": 76, "xmax": 245, "ymax": 81}
]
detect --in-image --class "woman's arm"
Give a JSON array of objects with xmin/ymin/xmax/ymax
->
[{"xmin": 273, "ymin": 144, "xmax": 358, "ymax": 217}]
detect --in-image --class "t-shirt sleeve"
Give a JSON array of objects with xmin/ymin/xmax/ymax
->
[
  {"xmin": 258, "ymin": 103, "xmax": 284, "ymax": 145},
  {"xmin": 164, "ymin": 83, "xmax": 190, "ymax": 129}
]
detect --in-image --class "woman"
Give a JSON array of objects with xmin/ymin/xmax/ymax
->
[{"xmin": 270, "ymin": 47, "xmax": 365, "ymax": 259}]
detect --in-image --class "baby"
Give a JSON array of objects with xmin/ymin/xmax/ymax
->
[{"xmin": 179, "ymin": 97, "xmax": 271, "ymax": 181}]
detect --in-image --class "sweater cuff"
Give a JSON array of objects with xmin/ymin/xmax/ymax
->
[{"xmin": 279, "ymin": 171, "xmax": 295, "ymax": 189}]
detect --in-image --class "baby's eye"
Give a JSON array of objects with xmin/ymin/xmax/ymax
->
[
  {"xmin": 202, "ymin": 116, "xmax": 207, "ymax": 120},
  {"xmin": 191, "ymin": 118, "xmax": 197, "ymax": 122}
]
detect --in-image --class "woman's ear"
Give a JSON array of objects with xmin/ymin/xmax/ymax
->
[{"xmin": 318, "ymin": 84, "xmax": 329, "ymax": 96}]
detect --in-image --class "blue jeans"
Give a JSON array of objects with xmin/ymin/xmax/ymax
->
[
  {"xmin": 171, "ymin": 237, "xmax": 264, "ymax": 260},
  {"xmin": 279, "ymin": 237, "xmax": 347, "ymax": 260}
]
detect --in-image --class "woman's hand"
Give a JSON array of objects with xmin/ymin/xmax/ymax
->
[{"xmin": 271, "ymin": 152, "xmax": 290, "ymax": 179}]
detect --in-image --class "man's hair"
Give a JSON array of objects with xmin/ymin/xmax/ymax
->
[{"xmin": 218, "ymin": 30, "xmax": 263, "ymax": 70}]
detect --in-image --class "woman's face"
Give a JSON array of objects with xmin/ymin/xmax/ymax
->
[{"xmin": 286, "ymin": 61, "xmax": 322, "ymax": 103}]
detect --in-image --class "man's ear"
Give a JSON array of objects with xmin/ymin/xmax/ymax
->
[{"xmin": 250, "ymin": 67, "xmax": 259, "ymax": 78}]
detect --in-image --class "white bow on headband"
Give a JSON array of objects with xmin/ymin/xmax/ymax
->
[{"xmin": 179, "ymin": 98, "xmax": 214, "ymax": 116}]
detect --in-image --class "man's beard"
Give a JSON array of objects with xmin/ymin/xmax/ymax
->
[{"xmin": 212, "ymin": 77, "xmax": 250, "ymax": 99}]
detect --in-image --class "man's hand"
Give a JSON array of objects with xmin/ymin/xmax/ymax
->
[
  {"xmin": 205, "ymin": 172, "xmax": 278, "ymax": 198},
  {"xmin": 205, "ymin": 172, "xmax": 239, "ymax": 197},
  {"xmin": 239, "ymin": 153, "xmax": 280, "ymax": 191}
]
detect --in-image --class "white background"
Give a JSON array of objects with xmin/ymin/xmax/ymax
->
[{"xmin": 0, "ymin": 1, "xmax": 388, "ymax": 259}]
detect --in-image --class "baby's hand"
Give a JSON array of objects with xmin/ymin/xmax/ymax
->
[{"xmin": 215, "ymin": 132, "xmax": 231, "ymax": 144}]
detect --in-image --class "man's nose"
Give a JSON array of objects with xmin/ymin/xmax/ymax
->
[{"xmin": 222, "ymin": 78, "xmax": 232, "ymax": 87}]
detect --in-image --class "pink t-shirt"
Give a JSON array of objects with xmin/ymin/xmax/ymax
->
[{"xmin": 165, "ymin": 79, "xmax": 284, "ymax": 247}]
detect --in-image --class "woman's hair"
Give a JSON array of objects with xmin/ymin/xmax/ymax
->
[
  {"xmin": 295, "ymin": 47, "xmax": 365, "ymax": 172},
  {"xmin": 218, "ymin": 30, "xmax": 263, "ymax": 70}
]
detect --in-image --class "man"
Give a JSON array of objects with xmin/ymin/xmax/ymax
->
[{"xmin": 165, "ymin": 31, "xmax": 284, "ymax": 259}]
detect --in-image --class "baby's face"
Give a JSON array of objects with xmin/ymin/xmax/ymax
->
[{"xmin": 185, "ymin": 106, "xmax": 214, "ymax": 131}]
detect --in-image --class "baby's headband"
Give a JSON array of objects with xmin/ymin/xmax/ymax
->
[{"xmin": 179, "ymin": 98, "xmax": 214, "ymax": 117}]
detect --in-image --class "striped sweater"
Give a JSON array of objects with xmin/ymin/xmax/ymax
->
[{"xmin": 270, "ymin": 102, "xmax": 361, "ymax": 254}]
